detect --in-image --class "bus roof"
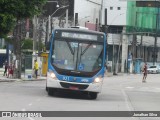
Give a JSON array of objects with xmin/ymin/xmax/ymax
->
[
  {"xmin": 54, "ymin": 28, "xmax": 105, "ymax": 36},
  {"xmin": 71, "ymin": 26, "xmax": 89, "ymax": 30}
]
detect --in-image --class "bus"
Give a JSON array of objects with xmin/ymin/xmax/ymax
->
[{"xmin": 46, "ymin": 28, "xmax": 107, "ymax": 99}]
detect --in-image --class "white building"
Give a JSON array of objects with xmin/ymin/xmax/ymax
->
[
  {"xmin": 73, "ymin": 0, "xmax": 128, "ymax": 73},
  {"xmin": 101, "ymin": 0, "xmax": 127, "ymax": 26},
  {"xmin": 74, "ymin": 0, "xmax": 102, "ymax": 27},
  {"xmin": 74, "ymin": 0, "xmax": 127, "ymax": 26}
]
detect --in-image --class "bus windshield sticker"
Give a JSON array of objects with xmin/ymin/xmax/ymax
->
[
  {"xmin": 78, "ymin": 63, "xmax": 85, "ymax": 71},
  {"xmin": 54, "ymin": 59, "xmax": 65, "ymax": 64},
  {"xmin": 61, "ymin": 32, "xmax": 97, "ymax": 41},
  {"xmin": 71, "ymin": 42, "xmax": 78, "ymax": 48},
  {"xmin": 65, "ymin": 66, "xmax": 74, "ymax": 70},
  {"xmin": 93, "ymin": 45, "xmax": 96, "ymax": 48},
  {"xmin": 64, "ymin": 60, "xmax": 68, "ymax": 65},
  {"xmin": 52, "ymin": 55, "xmax": 56, "ymax": 58}
]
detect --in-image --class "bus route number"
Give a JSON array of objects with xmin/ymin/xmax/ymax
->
[{"xmin": 62, "ymin": 76, "xmax": 69, "ymax": 81}]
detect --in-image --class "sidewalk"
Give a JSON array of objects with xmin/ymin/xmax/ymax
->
[
  {"xmin": 0, "ymin": 74, "xmax": 46, "ymax": 82},
  {"xmin": 105, "ymin": 72, "xmax": 135, "ymax": 77},
  {"xmin": 0, "ymin": 68, "xmax": 46, "ymax": 82},
  {"xmin": 105, "ymin": 71, "xmax": 145, "ymax": 77},
  {"xmin": 0, "ymin": 70, "xmax": 142, "ymax": 82}
]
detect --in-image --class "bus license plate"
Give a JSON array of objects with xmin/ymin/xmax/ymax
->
[{"xmin": 69, "ymin": 86, "xmax": 79, "ymax": 90}]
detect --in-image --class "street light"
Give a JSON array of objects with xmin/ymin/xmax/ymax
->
[
  {"xmin": 47, "ymin": 1, "xmax": 59, "ymax": 8},
  {"xmin": 32, "ymin": 4, "xmax": 69, "ymax": 52},
  {"xmin": 46, "ymin": 5, "xmax": 69, "ymax": 44}
]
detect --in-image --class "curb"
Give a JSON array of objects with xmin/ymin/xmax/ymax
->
[
  {"xmin": 0, "ymin": 78, "xmax": 46, "ymax": 82},
  {"xmin": 0, "ymin": 79, "xmax": 19, "ymax": 82},
  {"xmin": 21, "ymin": 79, "xmax": 46, "ymax": 81}
]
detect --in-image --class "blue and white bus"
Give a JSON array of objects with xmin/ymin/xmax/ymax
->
[{"xmin": 46, "ymin": 28, "xmax": 107, "ymax": 99}]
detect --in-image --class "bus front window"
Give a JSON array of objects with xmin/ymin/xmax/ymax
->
[
  {"xmin": 51, "ymin": 40, "xmax": 103, "ymax": 73},
  {"xmin": 52, "ymin": 40, "xmax": 77, "ymax": 70}
]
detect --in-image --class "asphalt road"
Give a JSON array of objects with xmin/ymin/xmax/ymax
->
[{"xmin": 0, "ymin": 74, "xmax": 160, "ymax": 120}]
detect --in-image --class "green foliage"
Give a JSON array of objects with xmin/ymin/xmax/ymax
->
[
  {"xmin": 21, "ymin": 38, "xmax": 45, "ymax": 51},
  {"xmin": 21, "ymin": 38, "xmax": 33, "ymax": 50},
  {"xmin": 0, "ymin": 0, "xmax": 47, "ymax": 37},
  {"xmin": 0, "ymin": 14, "xmax": 15, "ymax": 37}
]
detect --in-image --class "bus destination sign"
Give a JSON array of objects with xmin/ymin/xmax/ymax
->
[{"xmin": 61, "ymin": 32, "xmax": 98, "ymax": 41}]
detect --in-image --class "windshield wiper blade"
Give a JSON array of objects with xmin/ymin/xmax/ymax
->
[
  {"xmin": 81, "ymin": 43, "xmax": 92, "ymax": 55},
  {"xmin": 66, "ymin": 41, "xmax": 74, "ymax": 55}
]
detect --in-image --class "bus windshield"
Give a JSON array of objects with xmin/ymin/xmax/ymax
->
[{"xmin": 51, "ymin": 39, "xmax": 103, "ymax": 76}]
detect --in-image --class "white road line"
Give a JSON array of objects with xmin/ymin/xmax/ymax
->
[
  {"xmin": 126, "ymin": 86, "xmax": 134, "ymax": 89},
  {"xmin": 121, "ymin": 88, "xmax": 134, "ymax": 111},
  {"xmin": 36, "ymin": 98, "xmax": 40, "ymax": 101},
  {"xmin": 28, "ymin": 103, "xmax": 33, "ymax": 106},
  {"xmin": 21, "ymin": 108, "xmax": 26, "ymax": 111},
  {"xmin": 121, "ymin": 85, "xmax": 140, "ymax": 120},
  {"xmin": 28, "ymin": 117, "xmax": 35, "ymax": 120}
]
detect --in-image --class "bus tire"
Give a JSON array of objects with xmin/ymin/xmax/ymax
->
[
  {"xmin": 48, "ymin": 88, "xmax": 56, "ymax": 96},
  {"xmin": 89, "ymin": 92, "xmax": 98, "ymax": 99}
]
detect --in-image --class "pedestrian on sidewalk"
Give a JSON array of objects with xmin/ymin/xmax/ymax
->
[
  {"xmin": 33, "ymin": 59, "xmax": 39, "ymax": 79},
  {"xmin": 3, "ymin": 61, "xmax": 8, "ymax": 76},
  {"xmin": 142, "ymin": 63, "xmax": 147, "ymax": 83},
  {"xmin": 7, "ymin": 63, "xmax": 14, "ymax": 78}
]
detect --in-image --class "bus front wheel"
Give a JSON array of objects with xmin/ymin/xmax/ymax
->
[
  {"xmin": 48, "ymin": 88, "xmax": 56, "ymax": 96},
  {"xmin": 89, "ymin": 92, "xmax": 98, "ymax": 99}
]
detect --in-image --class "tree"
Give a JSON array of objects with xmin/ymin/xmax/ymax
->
[
  {"xmin": 0, "ymin": 0, "xmax": 47, "ymax": 78},
  {"xmin": 21, "ymin": 39, "xmax": 33, "ymax": 50},
  {"xmin": 0, "ymin": 0, "xmax": 47, "ymax": 36}
]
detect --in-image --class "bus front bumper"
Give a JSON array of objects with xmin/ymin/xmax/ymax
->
[{"xmin": 47, "ymin": 78, "xmax": 103, "ymax": 93}]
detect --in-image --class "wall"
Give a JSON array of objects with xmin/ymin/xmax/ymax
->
[
  {"xmin": 101, "ymin": 0, "xmax": 127, "ymax": 26},
  {"xmin": 74, "ymin": 0, "xmax": 102, "ymax": 27}
]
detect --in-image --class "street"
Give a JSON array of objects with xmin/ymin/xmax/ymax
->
[{"xmin": 0, "ymin": 74, "xmax": 160, "ymax": 120}]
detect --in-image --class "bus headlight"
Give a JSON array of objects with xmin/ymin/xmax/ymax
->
[
  {"xmin": 94, "ymin": 77, "xmax": 102, "ymax": 83},
  {"xmin": 51, "ymin": 73, "xmax": 56, "ymax": 78},
  {"xmin": 49, "ymin": 72, "xmax": 57, "ymax": 80}
]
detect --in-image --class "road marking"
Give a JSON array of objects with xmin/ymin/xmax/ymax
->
[
  {"xmin": 36, "ymin": 98, "xmax": 40, "ymax": 101},
  {"xmin": 126, "ymin": 86, "xmax": 134, "ymax": 89},
  {"xmin": 28, "ymin": 117, "xmax": 35, "ymax": 120},
  {"xmin": 21, "ymin": 108, "xmax": 26, "ymax": 111},
  {"xmin": 139, "ymin": 87, "xmax": 160, "ymax": 93},
  {"xmin": 121, "ymin": 88, "xmax": 134, "ymax": 111},
  {"xmin": 28, "ymin": 103, "xmax": 32, "ymax": 106}
]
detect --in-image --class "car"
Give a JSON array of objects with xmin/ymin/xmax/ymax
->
[{"xmin": 147, "ymin": 65, "xmax": 160, "ymax": 74}]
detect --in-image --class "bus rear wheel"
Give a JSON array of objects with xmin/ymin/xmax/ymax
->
[{"xmin": 89, "ymin": 92, "xmax": 98, "ymax": 99}]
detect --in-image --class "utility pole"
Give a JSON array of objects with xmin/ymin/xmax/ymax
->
[
  {"xmin": 33, "ymin": 15, "xmax": 37, "ymax": 54},
  {"xmin": 66, "ymin": 9, "xmax": 68, "ymax": 28},
  {"xmin": 75, "ymin": 13, "xmax": 78, "ymax": 26},
  {"xmin": 153, "ymin": 3, "xmax": 159, "ymax": 65},
  {"xmin": 38, "ymin": 18, "xmax": 43, "ymax": 53},
  {"xmin": 15, "ymin": 20, "xmax": 22, "ymax": 79}
]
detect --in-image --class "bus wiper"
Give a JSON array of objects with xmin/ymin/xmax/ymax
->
[
  {"xmin": 81, "ymin": 43, "xmax": 92, "ymax": 55},
  {"xmin": 66, "ymin": 41, "xmax": 74, "ymax": 55},
  {"xmin": 78, "ymin": 43, "xmax": 92, "ymax": 67}
]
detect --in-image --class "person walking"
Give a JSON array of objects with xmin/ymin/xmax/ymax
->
[
  {"xmin": 3, "ymin": 61, "xmax": 8, "ymax": 76},
  {"xmin": 142, "ymin": 63, "xmax": 147, "ymax": 83},
  {"xmin": 34, "ymin": 59, "xmax": 39, "ymax": 79}
]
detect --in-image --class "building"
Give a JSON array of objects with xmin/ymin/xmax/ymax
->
[
  {"xmin": 127, "ymin": 1, "xmax": 160, "ymax": 73},
  {"xmin": 43, "ymin": 0, "xmax": 160, "ymax": 73},
  {"xmin": 101, "ymin": 0, "xmax": 127, "ymax": 73},
  {"xmin": 74, "ymin": 0, "xmax": 101, "ymax": 30}
]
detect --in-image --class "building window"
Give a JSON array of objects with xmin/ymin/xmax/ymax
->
[
  {"xmin": 117, "ymin": 7, "xmax": 121, "ymax": 10},
  {"xmin": 110, "ymin": 7, "xmax": 113, "ymax": 10}
]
